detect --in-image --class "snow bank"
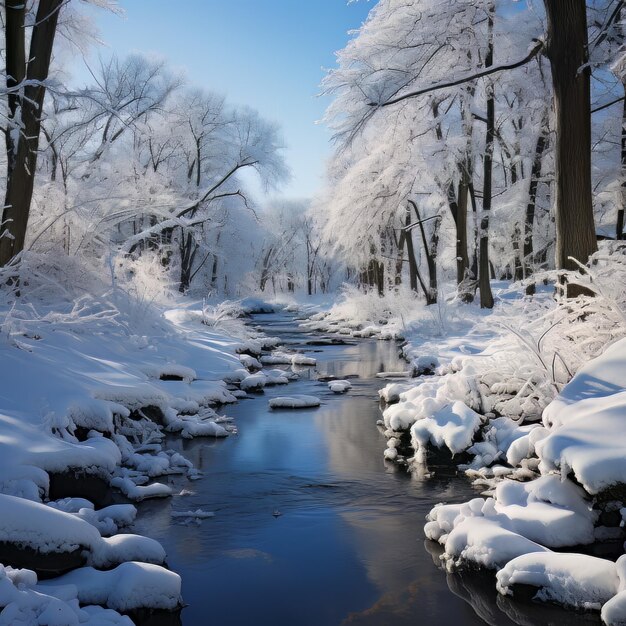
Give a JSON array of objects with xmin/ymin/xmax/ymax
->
[
  {"xmin": 535, "ymin": 339, "xmax": 626, "ymax": 494},
  {"xmin": 442, "ymin": 517, "xmax": 550, "ymax": 569},
  {"xmin": 0, "ymin": 494, "xmax": 166, "ymax": 569},
  {"xmin": 0, "ymin": 290, "xmax": 287, "ymax": 617},
  {"xmin": 425, "ymin": 475, "xmax": 597, "ymax": 561},
  {"xmin": 39, "ymin": 562, "xmax": 182, "ymax": 612},
  {"xmin": 0, "ymin": 563, "xmax": 135, "ymax": 625}
]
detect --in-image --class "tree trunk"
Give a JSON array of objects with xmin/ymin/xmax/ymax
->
[
  {"xmin": 513, "ymin": 223, "xmax": 523, "ymax": 281},
  {"xmin": 615, "ymin": 86, "xmax": 626, "ymax": 241},
  {"xmin": 478, "ymin": 2, "xmax": 495, "ymax": 309},
  {"xmin": 404, "ymin": 212, "xmax": 420, "ymax": 294},
  {"xmin": 394, "ymin": 227, "xmax": 406, "ymax": 287},
  {"xmin": 524, "ymin": 117, "xmax": 549, "ymax": 275},
  {"xmin": 456, "ymin": 173, "xmax": 470, "ymax": 285},
  {"xmin": 179, "ymin": 233, "xmax": 198, "ymax": 292},
  {"xmin": 0, "ymin": 0, "xmax": 64, "ymax": 266},
  {"xmin": 544, "ymin": 0, "xmax": 598, "ymax": 293},
  {"xmin": 409, "ymin": 200, "xmax": 438, "ymax": 304}
]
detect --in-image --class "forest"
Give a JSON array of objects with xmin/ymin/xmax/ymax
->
[{"xmin": 0, "ymin": 1, "xmax": 625, "ymax": 625}]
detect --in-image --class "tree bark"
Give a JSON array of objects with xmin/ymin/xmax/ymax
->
[
  {"xmin": 456, "ymin": 170, "xmax": 470, "ymax": 285},
  {"xmin": 615, "ymin": 81, "xmax": 626, "ymax": 241},
  {"xmin": 524, "ymin": 116, "xmax": 549, "ymax": 275},
  {"xmin": 544, "ymin": 0, "xmax": 598, "ymax": 293},
  {"xmin": 0, "ymin": 0, "xmax": 64, "ymax": 266},
  {"xmin": 478, "ymin": 2, "xmax": 495, "ymax": 309},
  {"xmin": 409, "ymin": 200, "xmax": 438, "ymax": 304}
]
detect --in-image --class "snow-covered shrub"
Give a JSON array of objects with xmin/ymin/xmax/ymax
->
[{"xmin": 201, "ymin": 299, "xmax": 245, "ymax": 328}]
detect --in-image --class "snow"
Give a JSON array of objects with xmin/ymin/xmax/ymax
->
[
  {"xmin": 269, "ymin": 395, "xmax": 321, "ymax": 409},
  {"xmin": 378, "ymin": 382, "xmax": 411, "ymax": 403},
  {"xmin": 0, "ymin": 562, "xmax": 139, "ymax": 626},
  {"xmin": 536, "ymin": 338, "xmax": 626, "ymax": 494},
  {"xmin": 260, "ymin": 352, "xmax": 316, "ymax": 366},
  {"xmin": 496, "ymin": 552, "xmax": 620, "ymax": 610},
  {"xmin": 328, "ymin": 380, "xmax": 352, "ymax": 393},
  {"xmin": 240, "ymin": 373, "xmax": 266, "ymax": 391},
  {"xmin": 425, "ymin": 475, "xmax": 597, "ymax": 558},
  {"xmin": 382, "ymin": 369, "xmax": 482, "ymax": 436},
  {"xmin": 411, "ymin": 400, "xmax": 483, "ymax": 461},
  {"xmin": 0, "ymin": 493, "xmax": 166, "ymax": 569},
  {"xmin": 441, "ymin": 517, "xmax": 550, "ymax": 569},
  {"xmin": 603, "ymin": 591, "xmax": 626, "ymax": 626},
  {"xmin": 39, "ymin": 562, "xmax": 182, "ymax": 612},
  {"xmin": 0, "ymin": 493, "xmax": 102, "ymax": 555},
  {"xmin": 47, "ymin": 500, "xmax": 136, "ymax": 536}
]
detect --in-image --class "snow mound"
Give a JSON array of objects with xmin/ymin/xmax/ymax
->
[
  {"xmin": 261, "ymin": 352, "xmax": 317, "ymax": 366},
  {"xmin": 411, "ymin": 354, "xmax": 440, "ymax": 376},
  {"xmin": 496, "ymin": 552, "xmax": 620, "ymax": 610},
  {"xmin": 240, "ymin": 373, "xmax": 266, "ymax": 392},
  {"xmin": 0, "ymin": 494, "xmax": 101, "ymax": 555},
  {"xmin": 382, "ymin": 369, "xmax": 482, "ymax": 433},
  {"xmin": 0, "ymin": 564, "xmax": 135, "ymax": 625},
  {"xmin": 440, "ymin": 516, "xmax": 550, "ymax": 569},
  {"xmin": 269, "ymin": 395, "xmax": 321, "ymax": 409},
  {"xmin": 328, "ymin": 380, "xmax": 352, "ymax": 393},
  {"xmin": 378, "ymin": 382, "xmax": 411, "ymax": 404},
  {"xmin": 537, "ymin": 337, "xmax": 626, "ymax": 494},
  {"xmin": 425, "ymin": 475, "xmax": 597, "ymax": 556},
  {"xmin": 39, "ymin": 561, "xmax": 182, "ymax": 612},
  {"xmin": 603, "ymin": 590, "xmax": 626, "ymax": 626},
  {"xmin": 411, "ymin": 400, "xmax": 482, "ymax": 461}
]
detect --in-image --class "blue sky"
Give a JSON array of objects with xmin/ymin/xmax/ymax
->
[{"xmin": 80, "ymin": 0, "xmax": 373, "ymax": 200}]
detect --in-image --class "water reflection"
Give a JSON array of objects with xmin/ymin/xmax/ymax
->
[{"xmin": 423, "ymin": 541, "xmax": 602, "ymax": 626}]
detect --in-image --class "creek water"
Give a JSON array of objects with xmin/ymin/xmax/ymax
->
[{"xmin": 132, "ymin": 312, "xmax": 599, "ymax": 626}]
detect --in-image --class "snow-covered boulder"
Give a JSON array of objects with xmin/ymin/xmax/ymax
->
[
  {"xmin": 496, "ymin": 552, "xmax": 620, "ymax": 610},
  {"xmin": 425, "ymin": 475, "xmax": 597, "ymax": 563},
  {"xmin": 39, "ymin": 561, "xmax": 182, "ymax": 612},
  {"xmin": 269, "ymin": 395, "xmax": 321, "ymax": 409},
  {"xmin": 328, "ymin": 380, "xmax": 352, "ymax": 393}
]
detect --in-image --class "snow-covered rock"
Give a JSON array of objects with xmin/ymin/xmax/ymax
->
[
  {"xmin": 328, "ymin": 380, "xmax": 352, "ymax": 393},
  {"xmin": 269, "ymin": 395, "xmax": 321, "ymax": 409},
  {"xmin": 425, "ymin": 475, "xmax": 597, "ymax": 558},
  {"xmin": 39, "ymin": 562, "xmax": 182, "ymax": 612},
  {"xmin": 496, "ymin": 552, "xmax": 620, "ymax": 610},
  {"xmin": 411, "ymin": 400, "xmax": 482, "ymax": 462}
]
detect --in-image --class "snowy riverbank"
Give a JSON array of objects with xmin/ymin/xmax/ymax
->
[
  {"xmin": 0, "ymin": 271, "xmax": 319, "ymax": 624},
  {"xmin": 300, "ymin": 254, "xmax": 626, "ymax": 623}
]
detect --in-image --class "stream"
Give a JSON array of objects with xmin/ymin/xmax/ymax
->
[{"xmin": 131, "ymin": 312, "xmax": 600, "ymax": 626}]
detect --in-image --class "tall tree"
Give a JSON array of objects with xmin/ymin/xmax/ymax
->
[
  {"xmin": 0, "ymin": 0, "xmax": 64, "ymax": 266},
  {"xmin": 478, "ymin": 2, "xmax": 495, "ymax": 309},
  {"xmin": 543, "ymin": 0, "xmax": 597, "ymax": 291}
]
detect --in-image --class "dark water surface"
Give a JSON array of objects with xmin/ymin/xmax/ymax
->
[{"xmin": 132, "ymin": 313, "xmax": 599, "ymax": 626}]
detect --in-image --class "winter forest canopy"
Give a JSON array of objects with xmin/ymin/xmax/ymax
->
[
  {"xmin": 0, "ymin": 0, "xmax": 624, "ymax": 303},
  {"xmin": 2, "ymin": 1, "xmax": 626, "ymax": 625}
]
